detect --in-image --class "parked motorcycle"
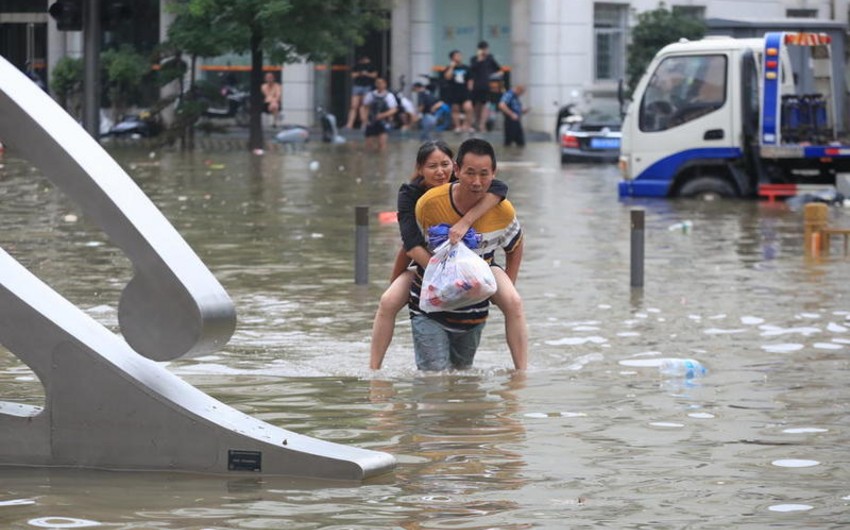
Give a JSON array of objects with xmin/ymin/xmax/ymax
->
[
  {"xmin": 102, "ymin": 110, "xmax": 161, "ymax": 139},
  {"xmin": 274, "ymin": 124, "xmax": 310, "ymax": 144},
  {"xmin": 202, "ymin": 84, "xmax": 250, "ymax": 126},
  {"xmin": 317, "ymin": 105, "xmax": 345, "ymax": 144}
]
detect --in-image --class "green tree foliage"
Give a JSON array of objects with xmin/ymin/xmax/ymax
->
[
  {"xmin": 51, "ymin": 56, "xmax": 84, "ymax": 117},
  {"xmin": 627, "ymin": 4, "xmax": 705, "ymax": 95},
  {"xmin": 167, "ymin": 0, "xmax": 388, "ymax": 150},
  {"xmin": 102, "ymin": 45, "xmax": 151, "ymax": 120}
]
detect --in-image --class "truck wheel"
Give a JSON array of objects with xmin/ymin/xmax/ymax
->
[{"xmin": 679, "ymin": 177, "xmax": 736, "ymax": 201}]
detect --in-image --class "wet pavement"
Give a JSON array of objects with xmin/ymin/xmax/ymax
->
[{"xmin": 0, "ymin": 138, "xmax": 849, "ymax": 528}]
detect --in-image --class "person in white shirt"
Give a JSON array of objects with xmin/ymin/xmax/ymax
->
[{"xmin": 363, "ymin": 77, "xmax": 398, "ymax": 150}]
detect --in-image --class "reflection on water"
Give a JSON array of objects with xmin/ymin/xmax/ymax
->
[{"xmin": 1, "ymin": 141, "xmax": 849, "ymax": 528}]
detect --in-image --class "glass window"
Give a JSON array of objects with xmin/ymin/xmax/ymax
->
[
  {"xmin": 0, "ymin": 1, "xmax": 47, "ymax": 12},
  {"xmin": 639, "ymin": 54, "xmax": 727, "ymax": 132},
  {"xmin": 672, "ymin": 5, "xmax": 706, "ymax": 19},
  {"xmin": 786, "ymin": 9, "xmax": 818, "ymax": 18},
  {"xmin": 594, "ymin": 3, "xmax": 628, "ymax": 81},
  {"xmin": 432, "ymin": 0, "xmax": 511, "ymax": 72}
]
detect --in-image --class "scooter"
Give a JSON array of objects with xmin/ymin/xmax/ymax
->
[
  {"xmin": 273, "ymin": 106, "xmax": 345, "ymax": 145},
  {"xmin": 203, "ymin": 85, "xmax": 250, "ymax": 126},
  {"xmin": 317, "ymin": 105, "xmax": 345, "ymax": 144},
  {"xmin": 102, "ymin": 110, "xmax": 161, "ymax": 139},
  {"xmin": 273, "ymin": 124, "xmax": 310, "ymax": 145}
]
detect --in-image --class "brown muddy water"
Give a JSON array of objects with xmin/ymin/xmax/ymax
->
[{"xmin": 0, "ymin": 138, "xmax": 849, "ymax": 529}]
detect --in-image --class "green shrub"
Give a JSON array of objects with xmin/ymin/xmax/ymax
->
[{"xmin": 50, "ymin": 56, "xmax": 84, "ymax": 115}]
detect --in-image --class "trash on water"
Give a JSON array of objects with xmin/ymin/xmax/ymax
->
[
  {"xmin": 659, "ymin": 358, "xmax": 707, "ymax": 379},
  {"xmin": 378, "ymin": 211, "xmax": 398, "ymax": 224},
  {"xmin": 668, "ymin": 220, "xmax": 693, "ymax": 233}
]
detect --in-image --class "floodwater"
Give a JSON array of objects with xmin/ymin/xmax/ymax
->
[{"xmin": 0, "ymin": 137, "xmax": 849, "ymax": 529}]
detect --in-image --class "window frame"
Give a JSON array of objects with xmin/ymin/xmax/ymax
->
[
  {"xmin": 593, "ymin": 3, "xmax": 628, "ymax": 82},
  {"xmin": 638, "ymin": 53, "xmax": 728, "ymax": 133}
]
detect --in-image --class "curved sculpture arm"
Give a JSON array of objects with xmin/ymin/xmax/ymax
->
[{"xmin": 0, "ymin": 56, "xmax": 235, "ymax": 360}]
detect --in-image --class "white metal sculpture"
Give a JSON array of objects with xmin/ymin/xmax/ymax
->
[{"xmin": 0, "ymin": 56, "xmax": 395, "ymax": 480}]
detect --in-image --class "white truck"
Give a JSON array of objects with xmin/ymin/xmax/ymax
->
[{"xmin": 618, "ymin": 31, "xmax": 850, "ymax": 200}]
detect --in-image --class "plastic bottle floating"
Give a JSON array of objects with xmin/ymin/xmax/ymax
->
[
  {"xmin": 659, "ymin": 358, "xmax": 707, "ymax": 379},
  {"xmin": 667, "ymin": 220, "xmax": 693, "ymax": 233}
]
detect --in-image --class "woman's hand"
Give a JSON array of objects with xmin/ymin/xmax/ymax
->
[{"xmin": 449, "ymin": 219, "xmax": 472, "ymax": 245}]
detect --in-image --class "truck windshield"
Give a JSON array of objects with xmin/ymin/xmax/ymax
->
[{"xmin": 639, "ymin": 54, "xmax": 727, "ymax": 132}]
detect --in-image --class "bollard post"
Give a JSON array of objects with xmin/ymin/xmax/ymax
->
[
  {"xmin": 803, "ymin": 202, "xmax": 828, "ymax": 256},
  {"xmin": 355, "ymin": 206, "xmax": 369, "ymax": 285},
  {"xmin": 630, "ymin": 209, "xmax": 645, "ymax": 288}
]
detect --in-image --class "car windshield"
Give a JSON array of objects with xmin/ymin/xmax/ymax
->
[
  {"xmin": 582, "ymin": 102, "xmax": 621, "ymax": 126},
  {"xmin": 639, "ymin": 54, "xmax": 727, "ymax": 132}
]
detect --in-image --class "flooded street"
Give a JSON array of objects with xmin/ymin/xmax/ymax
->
[{"xmin": 1, "ymin": 138, "xmax": 849, "ymax": 528}]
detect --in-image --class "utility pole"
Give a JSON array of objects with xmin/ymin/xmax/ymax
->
[
  {"xmin": 49, "ymin": 0, "xmax": 100, "ymax": 138},
  {"xmin": 82, "ymin": 0, "xmax": 101, "ymax": 138}
]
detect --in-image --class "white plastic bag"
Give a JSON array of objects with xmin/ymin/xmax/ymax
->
[{"xmin": 419, "ymin": 241, "xmax": 497, "ymax": 313}]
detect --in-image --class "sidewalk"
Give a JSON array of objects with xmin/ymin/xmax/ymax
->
[
  {"xmin": 108, "ymin": 122, "xmax": 552, "ymax": 152},
  {"xmin": 335, "ymin": 125, "xmax": 552, "ymax": 145}
]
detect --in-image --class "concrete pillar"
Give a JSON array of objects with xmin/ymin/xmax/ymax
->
[
  {"xmin": 526, "ymin": 0, "xmax": 559, "ymax": 135},
  {"xmin": 281, "ymin": 61, "xmax": 314, "ymax": 126},
  {"xmin": 390, "ymin": 0, "xmax": 412, "ymax": 90},
  {"xmin": 409, "ymin": 0, "xmax": 435, "ymax": 90},
  {"xmin": 390, "ymin": 1, "xmax": 433, "ymax": 98},
  {"xmin": 510, "ymin": 0, "xmax": 530, "ymax": 89},
  {"xmin": 526, "ymin": 0, "xmax": 592, "ymax": 137},
  {"xmin": 159, "ymin": 0, "xmax": 179, "ymax": 126}
]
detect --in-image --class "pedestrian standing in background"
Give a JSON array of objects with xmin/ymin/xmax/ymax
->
[
  {"xmin": 261, "ymin": 72, "xmax": 282, "ymax": 128},
  {"xmin": 346, "ymin": 56, "xmax": 378, "ymax": 129},
  {"xmin": 443, "ymin": 50, "xmax": 474, "ymax": 133},
  {"xmin": 498, "ymin": 84, "xmax": 528, "ymax": 147},
  {"xmin": 468, "ymin": 41, "xmax": 502, "ymax": 132},
  {"xmin": 363, "ymin": 77, "xmax": 398, "ymax": 150}
]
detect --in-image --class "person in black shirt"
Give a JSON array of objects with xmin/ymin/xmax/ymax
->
[
  {"xmin": 443, "ymin": 50, "xmax": 474, "ymax": 132},
  {"xmin": 467, "ymin": 41, "xmax": 502, "ymax": 132},
  {"xmin": 345, "ymin": 56, "xmax": 378, "ymax": 129}
]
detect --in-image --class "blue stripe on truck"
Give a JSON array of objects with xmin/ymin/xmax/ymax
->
[{"xmin": 619, "ymin": 147, "xmax": 743, "ymax": 197}]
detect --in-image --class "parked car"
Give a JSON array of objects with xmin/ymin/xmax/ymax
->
[{"xmin": 558, "ymin": 101, "xmax": 622, "ymax": 163}]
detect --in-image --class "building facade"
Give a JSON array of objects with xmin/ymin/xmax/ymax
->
[
  {"xmin": 386, "ymin": 0, "xmax": 850, "ymax": 134},
  {"xmin": 2, "ymin": 0, "xmax": 847, "ymax": 134}
]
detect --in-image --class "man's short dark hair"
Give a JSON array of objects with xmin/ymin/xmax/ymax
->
[
  {"xmin": 477, "ymin": 41, "xmax": 489, "ymax": 50},
  {"xmin": 456, "ymin": 138, "xmax": 496, "ymax": 170},
  {"xmin": 449, "ymin": 49, "xmax": 460, "ymax": 59}
]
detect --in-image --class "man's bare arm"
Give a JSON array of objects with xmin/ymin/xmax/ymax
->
[{"xmin": 504, "ymin": 238, "xmax": 524, "ymax": 284}]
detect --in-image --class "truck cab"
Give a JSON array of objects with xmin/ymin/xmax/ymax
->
[{"xmin": 618, "ymin": 32, "xmax": 849, "ymax": 199}]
